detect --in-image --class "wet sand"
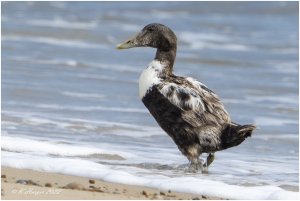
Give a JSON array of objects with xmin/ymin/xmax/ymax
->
[{"xmin": 1, "ymin": 166, "xmax": 223, "ymax": 200}]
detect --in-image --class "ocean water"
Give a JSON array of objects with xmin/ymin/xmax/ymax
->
[{"xmin": 1, "ymin": 1, "xmax": 299, "ymax": 199}]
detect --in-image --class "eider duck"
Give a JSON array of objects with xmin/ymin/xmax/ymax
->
[{"xmin": 117, "ymin": 23, "xmax": 255, "ymax": 172}]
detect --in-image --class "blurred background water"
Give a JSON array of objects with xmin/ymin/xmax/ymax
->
[{"xmin": 1, "ymin": 1, "xmax": 299, "ymax": 198}]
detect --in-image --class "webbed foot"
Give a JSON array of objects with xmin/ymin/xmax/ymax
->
[{"xmin": 204, "ymin": 153, "xmax": 215, "ymax": 167}]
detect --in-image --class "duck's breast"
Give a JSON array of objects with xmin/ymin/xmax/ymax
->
[{"xmin": 139, "ymin": 60, "xmax": 166, "ymax": 99}]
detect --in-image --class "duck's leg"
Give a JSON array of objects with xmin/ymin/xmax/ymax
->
[
  {"xmin": 202, "ymin": 153, "xmax": 215, "ymax": 173},
  {"xmin": 197, "ymin": 127, "xmax": 218, "ymax": 172},
  {"xmin": 184, "ymin": 146, "xmax": 203, "ymax": 172},
  {"xmin": 188, "ymin": 157, "xmax": 203, "ymax": 173},
  {"xmin": 186, "ymin": 151, "xmax": 203, "ymax": 173}
]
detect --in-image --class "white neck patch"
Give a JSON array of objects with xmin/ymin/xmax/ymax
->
[{"xmin": 139, "ymin": 60, "xmax": 165, "ymax": 99}]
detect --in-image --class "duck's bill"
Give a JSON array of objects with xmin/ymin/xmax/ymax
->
[{"xmin": 116, "ymin": 37, "xmax": 137, "ymax": 49}]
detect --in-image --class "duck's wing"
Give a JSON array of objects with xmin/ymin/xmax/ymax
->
[
  {"xmin": 158, "ymin": 76, "xmax": 231, "ymax": 127},
  {"xmin": 159, "ymin": 81, "xmax": 206, "ymax": 113}
]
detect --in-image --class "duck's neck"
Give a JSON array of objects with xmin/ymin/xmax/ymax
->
[{"xmin": 154, "ymin": 47, "xmax": 176, "ymax": 76}]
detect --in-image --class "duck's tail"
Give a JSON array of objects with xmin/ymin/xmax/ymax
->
[{"xmin": 220, "ymin": 122, "xmax": 256, "ymax": 150}]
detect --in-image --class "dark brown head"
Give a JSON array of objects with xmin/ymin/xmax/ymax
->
[{"xmin": 117, "ymin": 23, "xmax": 177, "ymax": 52}]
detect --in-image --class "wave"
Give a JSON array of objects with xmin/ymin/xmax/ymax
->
[
  {"xmin": 180, "ymin": 31, "xmax": 231, "ymax": 42},
  {"xmin": 119, "ymin": 23, "xmax": 141, "ymax": 32},
  {"xmin": 4, "ymin": 101, "xmax": 147, "ymax": 113},
  {"xmin": 61, "ymin": 91, "xmax": 106, "ymax": 99},
  {"xmin": 179, "ymin": 31, "xmax": 251, "ymax": 51},
  {"xmin": 7, "ymin": 56, "xmax": 141, "ymax": 73},
  {"xmin": 2, "ymin": 35, "xmax": 106, "ymax": 49},
  {"xmin": 36, "ymin": 104, "xmax": 147, "ymax": 113},
  {"xmin": 255, "ymin": 116, "xmax": 298, "ymax": 126},
  {"xmin": 2, "ymin": 109, "xmax": 161, "ymax": 137},
  {"xmin": 150, "ymin": 10, "xmax": 189, "ymax": 19},
  {"xmin": 25, "ymin": 18, "xmax": 97, "ymax": 30},
  {"xmin": 2, "ymin": 151, "xmax": 298, "ymax": 200},
  {"xmin": 253, "ymin": 134, "xmax": 298, "ymax": 140},
  {"xmin": 8, "ymin": 56, "xmax": 80, "ymax": 67},
  {"xmin": 81, "ymin": 61, "xmax": 141, "ymax": 73},
  {"xmin": 1, "ymin": 136, "xmax": 135, "ymax": 159},
  {"xmin": 271, "ymin": 61, "xmax": 299, "ymax": 74},
  {"xmin": 245, "ymin": 95, "xmax": 298, "ymax": 105}
]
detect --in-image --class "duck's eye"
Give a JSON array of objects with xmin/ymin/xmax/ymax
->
[{"xmin": 147, "ymin": 27, "xmax": 154, "ymax": 32}]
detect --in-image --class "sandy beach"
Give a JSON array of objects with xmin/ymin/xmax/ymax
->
[{"xmin": 1, "ymin": 166, "xmax": 223, "ymax": 200}]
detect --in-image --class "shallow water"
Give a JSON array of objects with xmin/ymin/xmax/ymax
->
[{"xmin": 1, "ymin": 1, "xmax": 299, "ymax": 199}]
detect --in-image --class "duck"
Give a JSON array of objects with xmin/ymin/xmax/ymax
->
[{"xmin": 117, "ymin": 23, "xmax": 255, "ymax": 172}]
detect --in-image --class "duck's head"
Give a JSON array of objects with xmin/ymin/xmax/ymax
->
[{"xmin": 117, "ymin": 23, "xmax": 177, "ymax": 52}]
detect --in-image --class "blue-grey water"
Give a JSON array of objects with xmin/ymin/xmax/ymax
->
[{"xmin": 1, "ymin": 1, "xmax": 299, "ymax": 199}]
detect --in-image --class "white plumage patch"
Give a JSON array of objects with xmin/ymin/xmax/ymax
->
[
  {"xmin": 160, "ymin": 83, "xmax": 205, "ymax": 112},
  {"xmin": 139, "ymin": 62, "xmax": 207, "ymax": 113},
  {"xmin": 139, "ymin": 60, "xmax": 165, "ymax": 99},
  {"xmin": 186, "ymin": 77, "xmax": 206, "ymax": 90},
  {"xmin": 186, "ymin": 76, "xmax": 219, "ymax": 99}
]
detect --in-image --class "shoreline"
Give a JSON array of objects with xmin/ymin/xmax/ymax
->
[{"xmin": 1, "ymin": 166, "xmax": 223, "ymax": 200}]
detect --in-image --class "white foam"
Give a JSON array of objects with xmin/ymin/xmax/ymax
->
[
  {"xmin": 50, "ymin": 104, "xmax": 147, "ymax": 113},
  {"xmin": 8, "ymin": 56, "xmax": 79, "ymax": 67},
  {"xmin": 2, "ymin": 35, "xmax": 106, "ymax": 49},
  {"xmin": 253, "ymin": 134, "xmax": 298, "ymax": 140},
  {"xmin": 245, "ymin": 95, "xmax": 298, "ymax": 105},
  {"xmin": 26, "ymin": 18, "xmax": 97, "ymax": 30},
  {"xmin": 180, "ymin": 31, "xmax": 231, "ymax": 42},
  {"xmin": 2, "ymin": 109, "xmax": 161, "ymax": 137},
  {"xmin": 179, "ymin": 31, "xmax": 251, "ymax": 51},
  {"xmin": 272, "ymin": 61, "xmax": 299, "ymax": 74},
  {"xmin": 81, "ymin": 61, "xmax": 141, "ymax": 73},
  {"xmin": 23, "ymin": 117, "xmax": 65, "ymax": 126},
  {"xmin": 149, "ymin": 10, "xmax": 188, "ymax": 19},
  {"xmin": 1, "ymin": 136, "xmax": 135, "ymax": 159},
  {"xmin": 120, "ymin": 24, "xmax": 141, "ymax": 32},
  {"xmin": 49, "ymin": 1, "xmax": 66, "ymax": 9},
  {"xmin": 2, "ymin": 110, "xmax": 70, "ymax": 129},
  {"xmin": 2, "ymin": 151, "xmax": 298, "ymax": 200},
  {"xmin": 5, "ymin": 100, "xmax": 147, "ymax": 114},
  {"xmin": 7, "ymin": 56, "xmax": 140, "ymax": 73},
  {"xmin": 255, "ymin": 117, "xmax": 298, "ymax": 126},
  {"xmin": 61, "ymin": 91, "xmax": 106, "ymax": 99}
]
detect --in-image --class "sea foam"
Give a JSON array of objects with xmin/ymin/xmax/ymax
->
[
  {"xmin": 26, "ymin": 18, "xmax": 97, "ymax": 30},
  {"xmin": 179, "ymin": 31, "xmax": 251, "ymax": 51},
  {"xmin": 2, "ymin": 35, "xmax": 106, "ymax": 49},
  {"xmin": 2, "ymin": 150, "xmax": 298, "ymax": 200},
  {"xmin": 1, "ymin": 136, "xmax": 135, "ymax": 159}
]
